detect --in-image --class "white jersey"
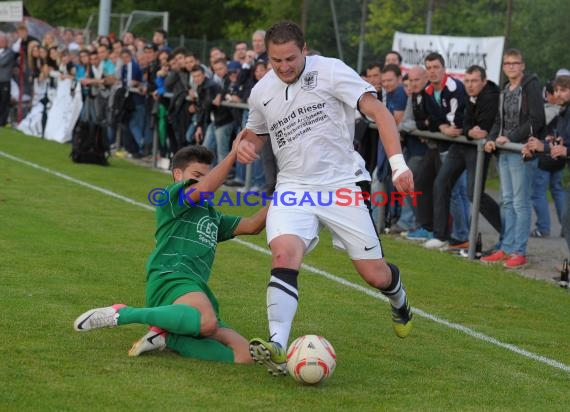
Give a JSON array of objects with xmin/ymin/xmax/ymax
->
[{"xmin": 246, "ymin": 55, "xmax": 375, "ymax": 187}]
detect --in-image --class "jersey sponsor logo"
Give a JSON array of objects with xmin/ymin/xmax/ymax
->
[
  {"xmin": 301, "ymin": 71, "xmax": 318, "ymax": 90},
  {"xmin": 196, "ymin": 216, "xmax": 218, "ymax": 248},
  {"xmin": 269, "ymin": 102, "xmax": 328, "ymax": 149}
]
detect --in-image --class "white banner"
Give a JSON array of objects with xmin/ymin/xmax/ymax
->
[
  {"xmin": 393, "ymin": 31, "xmax": 505, "ymax": 84},
  {"xmin": 0, "ymin": 1, "xmax": 23, "ymax": 22}
]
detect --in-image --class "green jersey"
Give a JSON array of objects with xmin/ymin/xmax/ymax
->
[{"xmin": 145, "ymin": 180, "xmax": 241, "ymax": 284}]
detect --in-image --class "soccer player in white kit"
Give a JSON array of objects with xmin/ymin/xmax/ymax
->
[{"xmin": 238, "ymin": 21, "xmax": 415, "ymax": 376}]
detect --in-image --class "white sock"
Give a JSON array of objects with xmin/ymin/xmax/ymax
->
[{"xmin": 267, "ymin": 269, "xmax": 299, "ymax": 349}]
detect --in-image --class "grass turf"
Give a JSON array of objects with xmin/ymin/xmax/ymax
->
[{"xmin": 1, "ymin": 130, "xmax": 569, "ymax": 411}]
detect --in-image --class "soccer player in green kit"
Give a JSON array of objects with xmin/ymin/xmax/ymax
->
[{"xmin": 74, "ymin": 135, "xmax": 267, "ymax": 364}]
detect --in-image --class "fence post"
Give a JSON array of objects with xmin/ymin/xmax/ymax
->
[{"xmin": 467, "ymin": 140, "xmax": 486, "ymax": 259}]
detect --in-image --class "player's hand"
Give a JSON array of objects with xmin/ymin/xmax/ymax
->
[
  {"xmin": 230, "ymin": 131, "xmax": 244, "ymax": 154},
  {"xmin": 393, "ymin": 169, "xmax": 414, "ymax": 193},
  {"xmin": 236, "ymin": 129, "xmax": 260, "ymax": 164}
]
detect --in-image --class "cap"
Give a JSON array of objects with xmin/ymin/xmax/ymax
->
[
  {"xmin": 556, "ymin": 68, "xmax": 570, "ymax": 78},
  {"xmin": 227, "ymin": 60, "xmax": 241, "ymax": 73}
]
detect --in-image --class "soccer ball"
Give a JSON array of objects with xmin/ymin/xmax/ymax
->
[{"xmin": 286, "ymin": 335, "xmax": 336, "ymax": 385}]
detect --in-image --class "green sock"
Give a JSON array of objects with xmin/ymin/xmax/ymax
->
[
  {"xmin": 167, "ymin": 334, "xmax": 235, "ymax": 363},
  {"xmin": 117, "ymin": 304, "xmax": 201, "ymax": 336}
]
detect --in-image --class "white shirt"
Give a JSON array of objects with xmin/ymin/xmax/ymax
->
[{"xmin": 247, "ymin": 55, "xmax": 375, "ymax": 187}]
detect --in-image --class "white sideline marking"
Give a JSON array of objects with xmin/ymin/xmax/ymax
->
[{"xmin": 2, "ymin": 149, "xmax": 569, "ymax": 374}]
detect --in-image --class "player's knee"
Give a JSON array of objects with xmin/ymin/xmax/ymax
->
[
  {"xmin": 200, "ymin": 315, "xmax": 218, "ymax": 337},
  {"xmin": 272, "ymin": 250, "xmax": 297, "ymax": 267}
]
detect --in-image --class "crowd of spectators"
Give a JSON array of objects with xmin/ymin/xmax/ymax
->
[
  {"xmin": 2, "ymin": 24, "xmax": 570, "ymax": 269},
  {"xmin": 0, "ymin": 25, "xmax": 274, "ymax": 191},
  {"xmin": 357, "ymin": 49, "xmax": 570, "ymax": 269}
]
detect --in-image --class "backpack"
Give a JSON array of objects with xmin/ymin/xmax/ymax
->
[
  {"xmin": 109, "ymin": 86, "xmax": 134, "ymax": 126},
  {"xmin": 70, "ymin": 120, "xmax": 110, "ymax": 166}
]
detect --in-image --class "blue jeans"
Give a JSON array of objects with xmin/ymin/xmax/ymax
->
[
  {"xmin": 531, "ymin": 167, "xmax": 566, "ymax": 234},
  {"xmin": 450, "ymin": 171, "xmax": 471, "ymax": 241},
  {"xmin": 396, "ymin": 155, "xmax": 423, "ymax": 230},
  {"xmin": 202, "ymin": 123, "xmax": 217, "ymax": 164},
  {"xmin": 498, "ymin": 153, "xmax": 537, "ymax": 255},
  {"xmin": 215, "ymin": 122, "xmax": 234, "ymax": 163},
  {"xmin": 128, "ymin": 103, "xmax": 146, "ymax": 153}
]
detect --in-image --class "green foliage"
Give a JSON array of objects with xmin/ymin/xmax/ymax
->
[
  {"xmin": 19, "ymin": 0, "xmax": 570, "ymax": 84},
  {"xmin": 508, "ymin": 0, "xmax": 570, "ymax": 82},
  {"xmin": 366, "ymin": 0, "xmax": 426, "ymax": 56}
]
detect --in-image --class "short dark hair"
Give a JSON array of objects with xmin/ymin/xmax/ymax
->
[
  {"xmin": 191, "ymin": 64, "xmax": 205, "ymax": 74},
  {"xmin": 172, "ymin": 146, "xmax": 214, "ymax": 171},
  {"xmin": 554, "ymin": 75, "xmax": 570, "ymax": 90},
  {"xmin": 154, "ymin": 29, "xmax": 168, "ymax": 39},
  {"xmin": 366, "ymin": 62, "xmax": 382, "ymax": 72},
  {"xmin": 385, "ymin": 50, "xmax": 402, "ymax": 64},
  {"xmin": 382, "ymin": 64, "xmax": 401, "ymax": 77},
  {"xmin": 265, "ymin": 20, "xmax": 305, "ymax": 51},
  {"xmin": 465, "ymin": 65, "xmax": 487, "ymax": 80},
  {"xmin": 425, "ymin": 52, "xmax": 445, "ymax": 67},
  {"xmin": 503, "ymin": 48, "xmax": 524, "ymax": 62},
  {"xmin": 172, "ymin": 47, "xmax": 187, "ymax": 57}
]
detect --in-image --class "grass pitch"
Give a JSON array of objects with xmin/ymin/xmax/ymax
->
[{"xmin": 1, "ymin": 130, "xmax": 569, "ymax": 411}]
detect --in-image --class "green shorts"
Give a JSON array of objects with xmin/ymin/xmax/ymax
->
[{"xmin": 146, "ymin": 271, "xmax": 228, "ymax": 327}]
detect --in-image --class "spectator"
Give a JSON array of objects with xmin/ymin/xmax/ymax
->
[
  {"xmin": 63, "ymin": 29, "xmax": 76, "ymax": 51},
  {"xmin": 153, "ymin": 50, "xmax": 175, "ymax": 161},
  {"xmin": 426, "ymin": 65, "xmax": 502, "ymax": 250},
  {"xmin": 73, "ymin": 32, "xmax": 85, "ymax": 51},
  {"xmin": 391, "ymin": 66, "xmax": 430, "ymax": 235},
  {"xmin": 190, "ymin": 64, "xmax": 218, "ymax": 151},
  {"xmin": 42, "ymin": 32, "xmax": 58, "ymax": 50},
  {"xmin": 421, "ymin": 52, "xmax": 469, "ymax": 250},
  {"xmin": 75, "ymin": 49, "xmax": 90, "ymax": 99},
  {"xmin": 27, "ymin": 41, "xmax": 42, "ymax": 82},
  {"xmin": 120, "ymin": 48, "xmax": 146, "ymax": 157},
  {"xmin": 539, "ymin": 77, "xmax": 570, "ymax": 253},
  {"xmin": 164, "ymin": 48, "xmax": 191, "ymax": 149},
  {"xmin": 381, "ymin": 64, "xmax": 406, "ymax": 125},
  {"xmin": 376, "ymin": 63, "xmax": 408, "ymax": 230},
  {"xmin": 12, "ymin": 24, "xmax": 39, "ymax": 115},
  {"xmin": 152, "ymin": 29, "xmax": 171, "ymax": 53},
  {"xmin": 529, "ymin": 80, "xmax": 566, "ymax": 238},
  {"xmin": 251, "ymin": 29, "xmax": 267, "ymax": 62},
  {"xmin": 384, "ymin": 50, "xmax": 402, "ymax": 67},
  {"xmin": 233, "ymin": 41, "xmax": 248, "ymax": 65},
  {"xmin": 184, "ymin": 52, "xmax": 212, "ymax": 90},
  {"xmin": 211, "ymin": 58, "xmax": 239, "ymax": 169},
  {"xmin": 483, "ymin": 48, "xmax": 546, "ymax": 268},
  {"xmin": 0, "ymin": 32, "xmax": 17, "ymax": 126},
  {"xmin": 122, "ymin": 31, "xmax": 135, "ymax": 48}
]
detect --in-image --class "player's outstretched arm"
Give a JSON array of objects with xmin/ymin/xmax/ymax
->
[
  {"xmin": 237, "ymin": 128, "xmax": 267, "ymax": 164},
  {"xmin": 183, "ymin": 134, "xmax": 244, "ymax": 203},
  {"xmin": 359, "ymin": 92, "xmax": 414, "ymax": 193},
  {"xmin": 233, "ymin": 205, "xmax": 269, "ymax": 236}
]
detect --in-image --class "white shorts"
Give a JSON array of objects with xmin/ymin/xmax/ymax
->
[{"xmin": 266, "ymin": 184, "xmax": 383, "ymax": 260}]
